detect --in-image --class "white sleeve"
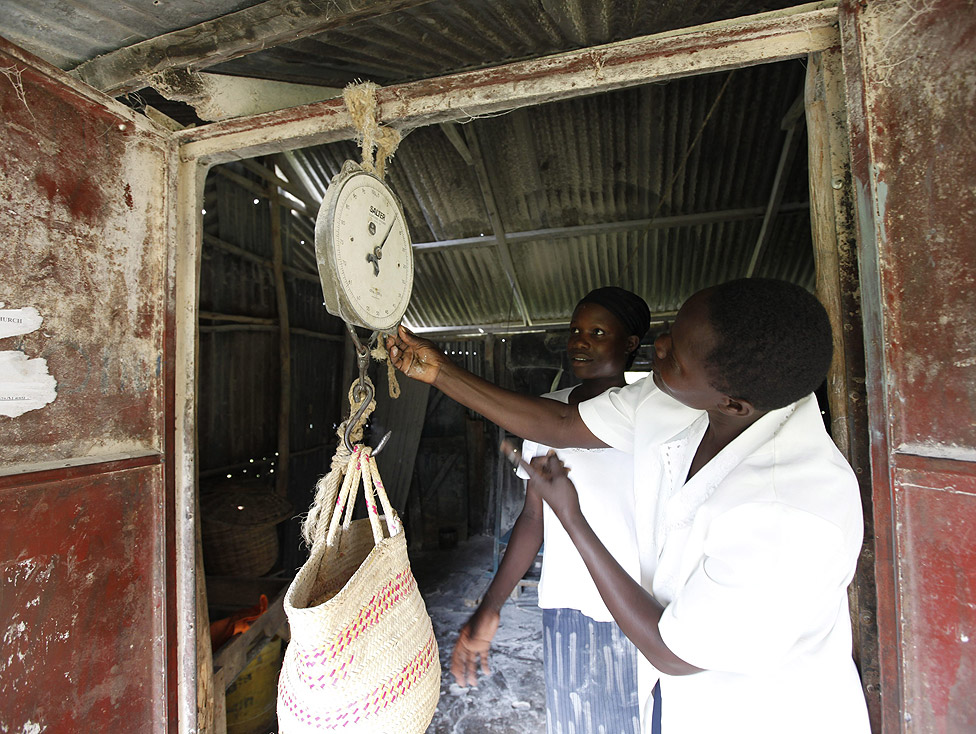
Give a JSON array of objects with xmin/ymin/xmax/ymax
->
[
  {"xmin": 577, "ymin": 379, "xmax": 647, "ymax": 453},
  {"xmin": 515, "ymin": 438, "xmax": 546, "ymax": 480},
  {"xmin": 657, "ymin": 502, "xmax": 851, "ymax": 674},
  {"xmin": 515, "ymin": 390, "xmax": 566, "ymax": 479}
]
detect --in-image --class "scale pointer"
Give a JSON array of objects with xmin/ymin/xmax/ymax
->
[{"xmin": 366, "ymin": 213, "xmax": 397, "ymax": 276}]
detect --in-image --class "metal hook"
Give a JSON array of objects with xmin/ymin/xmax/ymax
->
[
  {"xmin": 372, "ymin": 429, "xmax": 393, "ymax": 457},
  {"xmin": 346, "ymin": 323, "xmax": 371, "ymax": 402},
  {"xmin": 343, "ymin": 379, "xmax": 374, "ymax": 454},
  {"xmin": 342, "ymin": 323, "xmax": 393, "ymax": 456}
]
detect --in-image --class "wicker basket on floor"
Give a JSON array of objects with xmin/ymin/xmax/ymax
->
[{"xmin": 201, "ymin": 486, "xmax": 293, "ymax": 577}]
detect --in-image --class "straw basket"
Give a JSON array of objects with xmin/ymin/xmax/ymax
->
[
  {"xmin": 201, "ymin": 487, "xmax": 293, "ymax": 577},
  {"xmin": 277, "ymin": 446, "xmax": 440, "ymax": 733}
]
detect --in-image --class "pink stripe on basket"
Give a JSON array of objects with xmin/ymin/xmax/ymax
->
[
  {"xmin": 282, "ymin": 631, "xmax": 438, "ymax": 729},
  {"xmin": 292, "ymin": 570, "xmax": 419, "ymax": 685}
]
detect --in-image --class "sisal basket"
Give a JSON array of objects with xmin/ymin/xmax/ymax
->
[
  {"xmin": 277, "ymin": 446, "xmax": 440, "ymax": 733},
  {"xmin": 201, "ymin": 487, "xmax": 292, "ymax": 577}
]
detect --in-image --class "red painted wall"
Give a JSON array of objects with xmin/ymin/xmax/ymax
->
[
  {"xmin": 842, "ymin": 1, "xmax": 976, "ymax": 731},
  {"xmin": 0, "ymin": 460, "xmax": 165, "ymax": 731},
  {"xmin": 0, "ymin": 39, "xmax": 173, "ymax": 733}
]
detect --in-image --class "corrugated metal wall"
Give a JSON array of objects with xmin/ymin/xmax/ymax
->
[{"xmin": 198, "ymin": 162, "xmax": 348, "ymax": 575}]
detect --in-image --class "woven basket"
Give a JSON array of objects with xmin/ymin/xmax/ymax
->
[
  {"xmin": 201, "ymin": 487, "xmax": 292, "ymax": 577},
  {"xmin": 278, "ymin": 446, "xmax": 440, "ymax": 733}
]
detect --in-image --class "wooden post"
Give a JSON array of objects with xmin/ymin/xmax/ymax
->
[
  {"xmin": 195, "ymin": 490, "xmax": 219, "ymax": 733},
  {"xmin": 270, "ymin": 183, "xmax": 291, "ymax": 497},
  {"xmin": 805, "ymin": 48, "xmax": 879, "ymax": 731}
]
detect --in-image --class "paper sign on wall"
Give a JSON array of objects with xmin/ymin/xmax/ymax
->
[
  {"xmin": 0, "ymin": 306, "xmax": 43, "ymax": 339},
  {"xmin": 0, "ymin": 305, "xmax": 57, "ymax": 417},
  {"xmin": 0, "ymin": 351, "xmax": 57, "ymax": 417}
]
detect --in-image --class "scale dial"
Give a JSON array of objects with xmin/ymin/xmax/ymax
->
[{"xmin": 315, "ymin": 161, "xmax": 414, "ymax": 331}]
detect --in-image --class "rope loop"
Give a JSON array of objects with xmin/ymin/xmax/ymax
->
[
  {"xmin": 343, "ymin": 81, "xmax": 401, "ymax": 179},
  {"xmin": 371, "ymin": 339, "xmax": 401, "ymax": 399}
]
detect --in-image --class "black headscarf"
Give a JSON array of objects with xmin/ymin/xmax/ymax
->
[{"xmin": 577, "ymin": 286, "xmax": 651, "ymax": 339}]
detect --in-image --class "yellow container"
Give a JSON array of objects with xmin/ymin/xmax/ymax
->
[{"xmin": 226, "ymin": 637, "xmax": 283, "ymax": 734}]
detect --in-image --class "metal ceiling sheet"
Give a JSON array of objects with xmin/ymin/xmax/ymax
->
[
  {"xmin": 280, "ymin": 60, "xmax": 812, "ymax": 332},
  {"xmin": 208, "ymin": 0, "xmax": 806, "ymax": 87},
  {"xmin": 0, "ymin": 0, "xmax": 261, "ymax": 70}
]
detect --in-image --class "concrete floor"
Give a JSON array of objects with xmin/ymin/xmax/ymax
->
[{"xmin": 412, "ymin": 535, "xmax": 547, "ymax": 734}]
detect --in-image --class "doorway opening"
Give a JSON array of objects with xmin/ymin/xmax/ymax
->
[{"xmin": 178, "ymin": 25, "xmax": 877, "ymax": 734}]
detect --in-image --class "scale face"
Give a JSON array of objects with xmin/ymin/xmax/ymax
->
[{"xmin": 315, "ymin": 161, "xmax": 414, "ymax": 332}]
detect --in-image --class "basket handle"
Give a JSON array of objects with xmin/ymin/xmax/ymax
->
[{"xmin": 325, "ymin": 446, "xmax": 401, "ymax": 548}]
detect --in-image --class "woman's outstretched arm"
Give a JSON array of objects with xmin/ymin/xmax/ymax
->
[{"xmin": 386, "ymin": 325, "xmax": 607, "ymax": 448}]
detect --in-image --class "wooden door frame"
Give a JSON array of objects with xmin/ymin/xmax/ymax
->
[{"xmin": 170, "ymin": 3, "xmax": 880, "ymax": 731}]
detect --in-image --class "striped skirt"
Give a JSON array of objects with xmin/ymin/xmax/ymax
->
[{"xmin": 542, "ymin": 608, "xmax": 641, "ymax": 734}]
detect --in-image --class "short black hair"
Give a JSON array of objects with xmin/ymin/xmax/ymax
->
[{"xmin": 703, "ymin": 278, "xmax": 833, "ymax": 411}]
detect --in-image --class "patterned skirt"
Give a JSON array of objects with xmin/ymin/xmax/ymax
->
[{"xmin": 542, "ymin": 607, "xmax": 641, "ymax": 734}]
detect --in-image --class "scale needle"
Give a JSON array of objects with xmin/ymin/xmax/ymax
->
[{"xmin": 366, "ymin": 214, "xmax": 397, "ymax": 276}]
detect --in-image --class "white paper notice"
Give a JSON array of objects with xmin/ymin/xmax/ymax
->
[
  {"xmin": 0, "ymin": 351, "xmax": 58, "ymax": 417},
  {"xmin": 0, "ymin": 307, "xmax": 43, "ymax": 339}
]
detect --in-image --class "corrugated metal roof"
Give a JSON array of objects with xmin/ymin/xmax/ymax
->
[
  {"xmin": 208, "ymin": 0, "xmax": 805, "ymax": 87},
  {"xmin": 0, "ymin": 0, "xmax": 258, "ymax": 70},
  {"xmin": 273, "ymin": 59, "xmax": 812, "ymax": 333},
  {"xmin": 1, "ymin": 1, "xmax": 805, "ymax": 85}
]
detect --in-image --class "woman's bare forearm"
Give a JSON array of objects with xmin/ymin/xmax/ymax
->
[
  {"xmin": 558, "ymin": 507, "xmax": 702, "ymax": 676},
  {"xmin": 433, "ymin": 360, "xmax": 606, "ymax": 448},
  {"xmin": 479, "ymin": 491, "xmax": 544, "ymax": 612}
]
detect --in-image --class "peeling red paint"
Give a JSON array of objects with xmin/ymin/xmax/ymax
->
[
  {"xmin": 1, "ymin": 38, "xmax": 171, "ymax": 733},
  {"xmin": 35, "ymin": 168, "xmax": 106, "ymax": 222},
  {"xmin": 0, "ymin": 465, "xmax": 163, "ymax": 732},
  {"xmin": 2, "ymin": 39, "xmax": 169, "ymax": 466},
  {"xmin": 843, "ymin": 0, "xmax": 976, "ymax": 731},
  {"xmin": 896, "ymin": 460, "xmax": 976, "ymax": 732}
]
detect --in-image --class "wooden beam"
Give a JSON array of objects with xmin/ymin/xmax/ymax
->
[
  {"xmin": 198, "ymin": 321, "xmax": 343, "ymax": 342},
  {"xmin": 199, "ymin": 311, "xmax": 276, "ymax": 326},
  {"xmin": 195, "ymin": 490, "xmax": 217, "ymax": 734},
  {"xmin": 175, "ymin": 156, "xmax": 207, "ymax": 734},
  {"xmin": 203, "ymin": 232, "xmax": 319, "ymax": 283},
  {"xmin": 411, "ymin": 202, "xmax": 810, "ymax": 252},
  {"xmin": 175, "ymin": 2, "xmax": 840, "ymax": 164},
  {"xmin": 214, "ymin": 165, "xmax": 270, "ymax": 198},
  {"xmin": 438, "ymin": 122, "xmax": 474, "ymax": 166},
  {"xmin": 805, "ymin": 47, "xmax": 879, "ymax": 732},
  {"xmin": 69, "ymin": 0, "xmax": 440, "ymax": 96},
  {"xmin": 271, "ymin": 189, "xmax": 291, "ymax": 498}
]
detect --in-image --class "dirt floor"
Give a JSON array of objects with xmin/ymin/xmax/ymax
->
[{"xmin": 412, "ymin": 534, "xmax": 547, "ymax": 734}]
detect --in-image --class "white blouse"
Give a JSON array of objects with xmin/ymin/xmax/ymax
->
[{"xmin": 580, "ymin": 385, "xmax": 871, "ymax": 734}]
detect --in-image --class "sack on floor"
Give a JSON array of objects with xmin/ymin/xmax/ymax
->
[{"xmin": 277, "ymin": 441, "xmax": 440, "ymax": 733}]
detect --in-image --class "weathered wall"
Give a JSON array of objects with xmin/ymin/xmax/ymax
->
[
  {"xmin": 0, "ymin": 38, "xmax": 173, "ymax": 733},
  {"xmin": 0, "ymin": 461, "xmax": 165, "ymax": 731},
  {"xmin": 842, "ymin": 0, "xmax": 976, "ymax": 730},
  {"xmin": 1, "ymin": 42, "xmax": 169, "ymax": 464}
]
